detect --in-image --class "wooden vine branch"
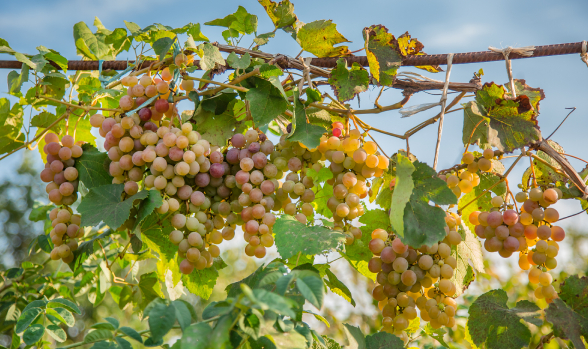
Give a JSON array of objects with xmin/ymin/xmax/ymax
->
[{"xmin": 531, "ymin": 140, "xmax": 588, "ymax": 197}]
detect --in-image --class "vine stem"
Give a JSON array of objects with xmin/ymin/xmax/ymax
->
[
  {"xmin": 0, "ymin": 108, "xmax": 72, "ymax": 162},
  {"xmin": 457, "ymin": 152, "xmax": 525, "ymax": 214},
  {"xmin": 182, "ymin": 75, "xmax": 249, "ymax": 92},
  {"xmin": 40, "ymin": 96, "xmax": 122, "ymax": 113}
]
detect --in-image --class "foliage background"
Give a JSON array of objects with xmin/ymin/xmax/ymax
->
[{"xmin": 1, "ymin": 0, "xmax": 588, "ymax": 348}]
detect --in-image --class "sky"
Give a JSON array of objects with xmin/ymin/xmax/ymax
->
[{"xmin": 1, "ymin": 0, "xmax": 588, "ymax": 331}]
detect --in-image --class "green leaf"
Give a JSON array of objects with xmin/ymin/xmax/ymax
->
[
  {"xmin": 343, "ymin": 324, "xmax": 365, "ymax": 349},
  {"xmin": 29, "ymin": 202, "xmax": 53, "ymax": 222},
  {"xmin": 181, "ymin": 323, "xmax": 211, "ymax": 349},
  {"xmin": 15, "ymin": 308, "xmax": 43, "ymax": 334},
  {"xmin": 468, "ymin": 289, "xmax": 541, "ymax": 349},
  {"xmin": 248, "ymin": 288, "xmax": 297, "ymax": 318},
  {"xmin": 141, "ymin": 213, "xmax": 180, "ymax": 285},
  {"xmin": 46, "ymin": 308, "xmax": 75, "ymax": 327},
  {"xmin": 75, "ymin": 144, "xmax": 112, "ymax": 189},
  {"xmin": 405, "ymin": 317, "xmax": 420, "ymax": 335},
  {"xmin": 273, "ymin": 215, "xmax": 346, "ymax": 260},
  {"xmin": 44, "ymin": 52, "xmax": 68, "ymax": 72},
  {"xmin": 152, "ymin": 37, "xmax": 175, "ymax": 61},
  {"xmin": 296, "ymin": 276, "xmax": 324, "ymax": 309},
  {"xmin": 363, "ymin": 25, "xmax": 401, "ymax": 86},
  {"xmin": 73, "ymin": 21, "xmax": 109, "ymax": 60},
  {"xmin": 77, "ymin": 184, "xmax": 148, "ymax": 229},
  {"xmin": 48, "ymin": 298, "xmax": 81, "ymax": 314},
  {"xmin": 187, "ymin": 23, "xmax": 209, "ymax": 42},
  {"xmin": 400, "ymin": 160, "xmax": 457, "ymax": 247},
  {"xmin": 258, "ymin": 0, "xmax": 297, "ymax": 29},
  {"xmin": 288, "ymin": 89, "xmax": 327, "ymax": 149},
  {"xmin": 246, "ymin": 78, "xmax": 289, "ymax": 129},
  {"xmin": 227, "ymin": 52, "xmax": 251, "ymax": 70},
  {"xmin": 30, "ymin": 111, "xmax": 59, "ymax": 128},
  {"xmin": 46, "ymin": 324, "xmax": 67, "ymax": 342},
  {"xmin": 450, "ymin": 223, "xmax": 484, "ymax": 297},
  {"xmin": 225, "ymin": 263, "xmax": 281, "ymax": 297},
  {"xmin": 463, "ymin": 81, "xmax": 544, "ymax": 153},
  {"xmin": 182, "ymin": 259, "xmax": 226, "ymax": 300},
  {"xmin": 324, "ymin": 269, "xmax": 355, "ymax": 306},
  {"xmin": 133, "ymin": 190, "xmax": 163, "ymax": 229},
  {"xmin": 298, "ymin": 20, "xmax": 349, "ymax": 57},
  {"xmin": 83, "ymin": 330, "xmax": 114, "ymax": 344},
  {"xmin": 522, "ymin": 140, "xmax": 567, "ymax": 189},
  {"xmin": 254, "ymin": 32, "xmax": 276, "ymax": 47},
  {"xmin": 115, "ymin": 337, "xmax": 132, "ymax": 349},
  {"xmin": 104, "ymin": 317, "xmax": 119, "ymax": 329},
  {"xmin": 306, "ymin": 166, "xmax": 332, "ymax": 185},
  {"xmin": 389, "ymin": 154, "xmax": 415, "ymax": 238},
  {"xmin": 196, "ymin": 43, "xmax": 225, "ymax": 71},
  {"xmin": 328, "ymin": 58, "xmax": 369, "ymax": 102},
  {"xmin": 365, "ymin": 332, "xmax": 404, "ymax": 349},
  {"xmin": 210, "ymin": 314, "xmax": 233, "ymax": 349},
  {"xmin": 148, "ymin": 302, "xmax": 176, "ymax": 342},
  {"xmin": 192, "ymin": 99, "xmax": 238, "ymax": 146},
  {"xmin": 119, "ymin": 327, "xmax": 143, "ymax": 343},
  {"xmin": 172, "ymin": 300, "xmax": 192, "ymax": 331},
  {"xmin": 205, "ymin": 6, "xmax": 258, "ymax": 35},
  {"xmin": 7, "ymin": 64, "xmax": 29, "ymax": 95},
  {"xmin": 423, "ymin": 324, "xmax": 450, "ymax": 348},
  {"xmin": 137, "ymin": 273, "xmax": 163, "ymax": 311},
  {"xmin": 545, "ymin": 275, "xmax": 588, "ymax": 349},
  {"xmin": 460, "ymin": 171, "xmax": 506, "ymax": 234},
  {"xmin": 23, "ymin": 324, "xmax": 44, "ymax": 345}
]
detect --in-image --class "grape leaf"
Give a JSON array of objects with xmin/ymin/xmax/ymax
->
[
  {"xmin": 288, "ymin": 89, "xmax": 327, "ymax": 150},
  {"xmin": 77, "ymin": 184, "xmax": 148, "ymax": 229},
  {"xmin": 133, "ymin": 190, "xmax": 163, "ymax": 230},
  {"xmin": 389, "ymin": 154, "xmax": 414, "ymax": 238},
  {"xmin": 545, "ymin": 275, "xmax": 588, "ymax": 349},
  {"xmin": 141, "ymin": 212, "xmax": 180, "ymax": 285},
  {"xmin": 343, "ymin": 324, "xmax": 366, "ymax": 349},
  {"xmin": 450, "ymin": 223, "xmax": 484, "ymax": 297},
  {"xmin": 273, "ymin": 215, "xmax": 346, "ymax": 260},
  {"xmin": 204, "ymin": 6, "xmax": 258, "ymax": 35},
  {"xmin": 152, "ymin": 37, "xmax": 174, "ymax": 61},
  {"xmin": 297, "ymin": 20, "xmax": 349, "ymax": 58},
  {"xmin": 365, "ymin": 331, "xmax": 404, "ymax": 349},
  {"xmin": 423, "ymin": 324, "xmax": 450, "ymax": 348},
  {"xmin": 395, "ymin": 32, "xmax": 442, "ymax": 73},
  {"xmin": 521, "ymin": 140, "xmax": 567, "ymax": 189},
  {"xmin": 195, "ymin": 43, "xmax": 225, "ymax": 71},
  {"xmin": 324, "ymin": 269, "xmax": 355, "ymax": 306},
  {"xmin": 226, "ymin": 52, "xmax": 251, "ymax": 70},
  {"xmin": 7, "ymin": 63, "xmax": 28, "ymax": 96},
  {"xmin": 246, "ymin": 78, "xmax": 289, "ymax": 128},
  {"xmin": 363, "ymin": 25, "xmax": 402, "ymax": 87},
  {"xmin": 192, "ymin": 99, "xmax": 239, "ymax": 147},
  {"xmin": 258, "ymin": 0, "xmax": 297, "ymax": 30},
  {"xmin": 313, "ymin": 182, "xmax": 333, "ymax": 219},
  {"xmin": 462, "ymin": 80, "xmax": 544, "ymax": 153},
  {"xmin": 400, "ymin": 161, "xmax": 457, "ymax": 248},
  {"xmin": 75, "ymin": 143, "xmax": 112, "ymax": 189},
  {"xmin": 468, "ymin": 289, "xmax": 541, "ymax": 349},
  {"xmin": 182, "ymin": 259, "xmax": 227, "ymax": 300},
  {"xmin": 328, "ymin": 58, "xmax": 369, "ymax": 102}
]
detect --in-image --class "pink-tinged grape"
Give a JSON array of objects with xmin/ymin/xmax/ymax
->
[
  {"xmin": 486, "ymin": 211, "xmax": 504, "ymax": 228},
  {"xmin": 532, "ymin": 208, "xmax": 545, "ymax": 221},
  {"xmin": 171, "ymin": 214, "xmax": 186, "ymax": 229},
  {"xmin": 49, "ymin": 189, "xmax": 63, "ymax": 204},
  {"xmin": 537, "ymin": 225, "xmax": 552, "ymax": 240},
  {"xmin": 368, "ymin": 257, "xmax": 383, "ymax": 273},
  {"xmin": 254, "ymin": 245, "xmax": 266, "ymax": 258},
  {"xmin": 245, "ymin": 220, "xmax": 259, "ymax": 234},
  {"xmin": 169, "ymin": 230, "xmax": 184, "ymax": 245},
  {"xmin": 119, "ymin": 95, "xmax": 133, "ymax": 110},
  {"xmin": 288, "ymin": 157, "xmax": 302, "ymax": 172},
  {"xmin": 61, "ymin": 135, "xmax": 74, "ymax": 148},
  {"xmin": 509, "ymin": 223, "xmax": 524, "ymax": 237},
  {"xmin": 180, "ymin": 259, "xmax": 194, "ymax": 274},
  {"xmin": 543, "ymin": 188, "xmax": 558, "ymax": 204},
  {"xmin": 231, "ymin": 134, "xmax": 246, "ymax": 148},
  {"xmin": 154, "ymin": 99, "xmax": 169, "ymax": 113},
  {"xmin": 392, "ymin": 257, "xmax": 408, "ymax": 273},
  {"xmin": 40, "ymin": 168, "xmax": 54, "ymax": 182},
  {"xmin": 369, "ymin": 239, "xmax": 385, "ymax": 254},
  {"xmin": 503, "ymin": 236, "xmax": 520, "ymax": 252},
  {"xmin": 45, "ymin": 133, "xmax": 59, "ymax": 144},
  {"xmin": 248, "ymin": 142, "xmax": 260, "ymax": 153},
  {"xmin": 418, "ymin": 254, "xmax": 433, "ymax": 270},
  {"xmin": 332, "ymin": 127, "xmax": 342, "ymax": 137},
  {"xmin": 209, "ymin": 163, "xmax": 225, "ymax": 178},
  {"xmin": 484, "ymin": 237, "xmax": 502, "ymax": 252},
  {"xmin": 59, "ymin": 182, "xmax": 74, "ymax": 196},
  {"xmin": 46, "ymin": 142, "xmax": 62, "ymax": 156},
  {"xmin": 551, "ymin": 226, "xmax": 565, "ymax": 241},
  {"xmin": 240, "ymin": 158, "xmax": 254, "ymax": 172},
  {"xmin": 90, "ymin": 113, "xmax": 105, "ymax": 127},
  {"xmin": 371, "ymin": 229, "xmax": 388, "ymax": 240},
  {"xmin": 53, "ymin": 172, "xmax": 66, "ymax": 185},
  {"xmin": 503, "ymin": 209, "xmax": 519, "ymax": 226},
  {"xmin": 252, "ymin": 152, "xmax": 267, "ymax": 169},
  {"xmin": 50, "ymin": 159, "xmax": 64, "ymax": 173},
  {"xmin": 544, "ymin": 208, "xmax": 559, "ymax": 223},
  {"xmin": 392, "ymin": 238, "xmax": 408, "ymax": 254},
  {"xmin": 495, "ymin": 225, "xmax": 509, "ymax": 240},
  {"xmin": 124, "ymin": 181, "xmax": 138, "ymax": 195},
  {"xmin": 379, "ymin": 246, "xmax": 396, "ymax": 263}
]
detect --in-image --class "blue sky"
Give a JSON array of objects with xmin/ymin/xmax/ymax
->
[{"xmin": 1, "ymin": 0, "xmax": 587, "ymax": 188}]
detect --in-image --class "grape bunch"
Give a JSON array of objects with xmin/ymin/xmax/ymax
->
[
  {"xmin": 48, "ymin": 207, "xmax": 83, "ymax": 263},
  {"xmin": 38, "ymin": 133, "xmax": 86, "ymax": 262},
  {"xmin": 367, "ymin": 224, "xmax": 462, "ymax": 339},
  {"xmin": 469, "ymin": 187, "xmax": 564, "ymax": 303},
  {"xmin": 314, "ymin": 123, "xmax": 388, "ymax": 243},
  {"xmin": 440, "ymin": 149, "xmax": 496, "ymax": 198},
  {"xmin": 40, "ymin": 133, "xmax": 84, "ymax": 205}
]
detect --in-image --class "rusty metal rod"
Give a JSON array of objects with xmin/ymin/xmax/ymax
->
[{"xmin": 0, "ymin": 42, "xmax": 584, "ymax": 71}]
